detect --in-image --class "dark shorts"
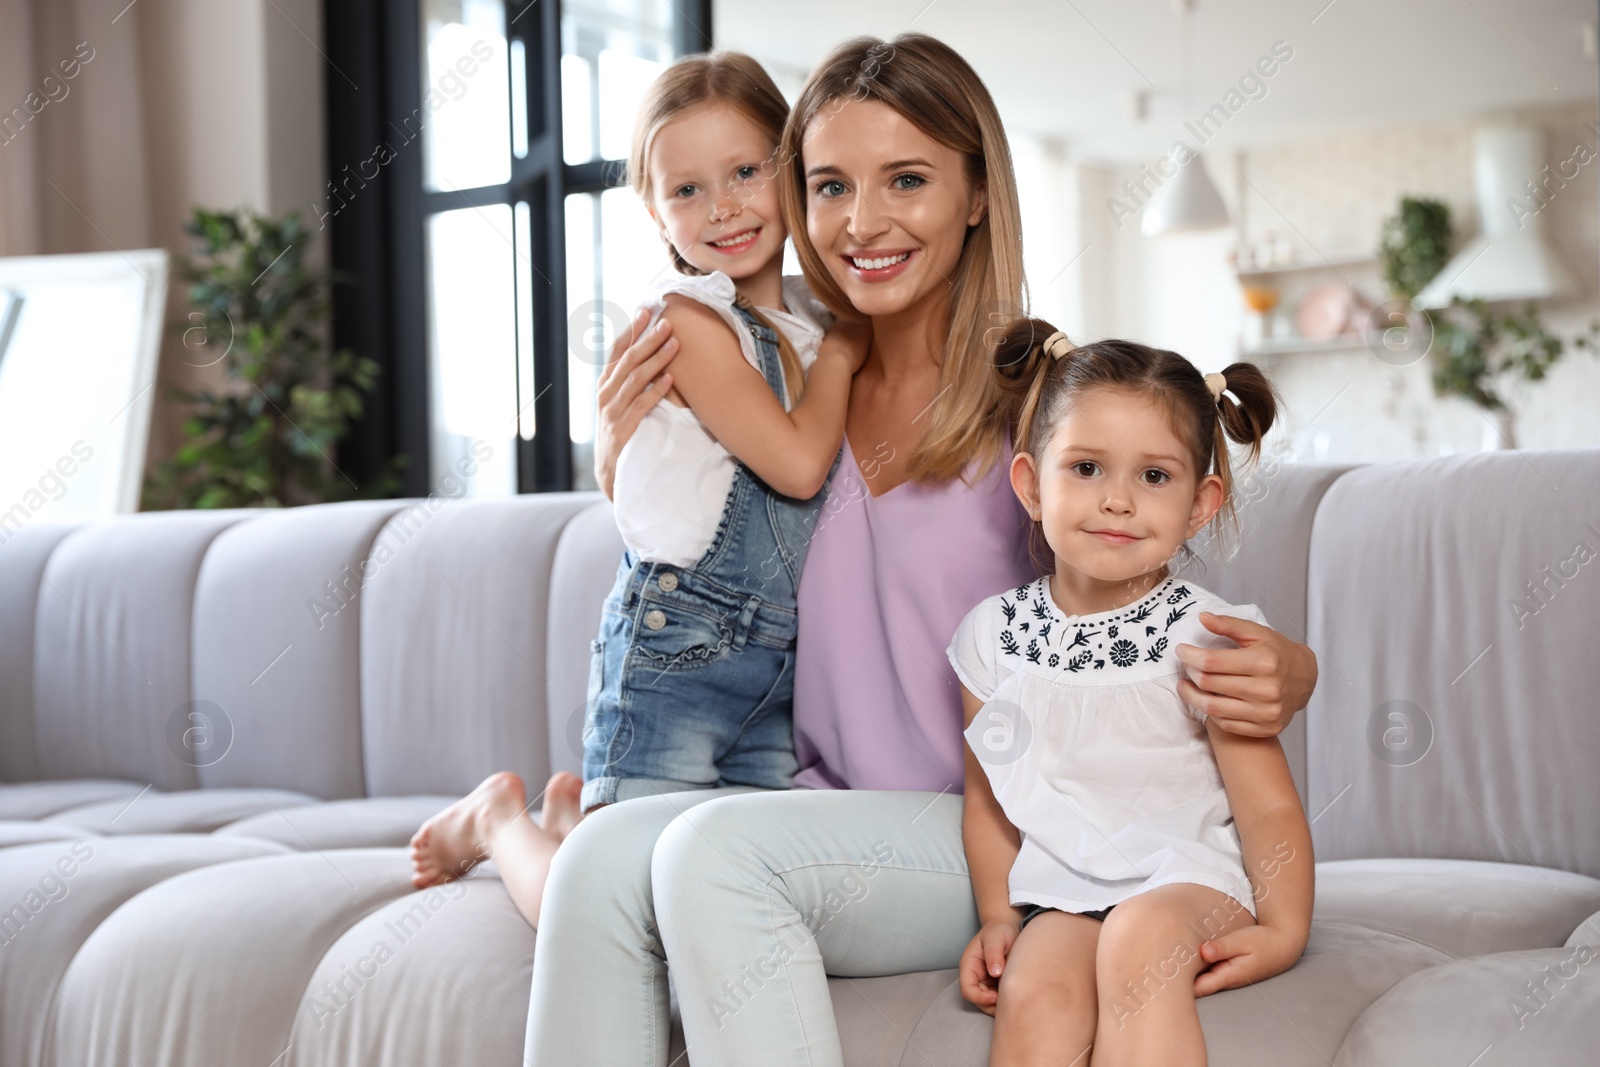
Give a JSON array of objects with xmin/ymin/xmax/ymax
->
[{"xmin": 1019, "ymin": 902, "xmax": 1117, "ymax": 929}]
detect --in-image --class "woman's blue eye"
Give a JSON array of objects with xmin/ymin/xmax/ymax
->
[
  {"xmin": 814, "ymin": 179, "xmax": 846, "ymax": 198},
  {"xmin": 675, "ymin": 184, "xmax": 697, "ymax": 198},
  {"xmin": 736, "ymin": 165, "xmax": 758, "ymax": 180},
  {"xmin": 893, "ymin": 173, "xmax": 925, "ymax": 191}
]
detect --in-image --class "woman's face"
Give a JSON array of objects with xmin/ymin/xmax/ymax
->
[{"xmin": 802, "ymin": 98, "xmax": 987, "ymax": 320}]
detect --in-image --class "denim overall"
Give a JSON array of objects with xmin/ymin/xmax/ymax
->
[{"xmin": 580, "ymin": 303, "xmax": 842, "ymax": 812}]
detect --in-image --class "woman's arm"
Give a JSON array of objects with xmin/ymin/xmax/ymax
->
[
  {"xmin": 1193, "ymin": 720, "xmax": 1314, "ymax": 995},
  {"xmin": 957, "ymin": 683, "xmax": 1025, "ymax": 1015},
  {"xmin": 1175, "ymin": 612, "xmax": 1318, "ymax": 738},
  {"xmin": 593, "ymin": 307, "xmax": 679, "ymax": 501},
  {"xmin": 659, "ymin": 295, "xmax": 868, "ymax": 500}
]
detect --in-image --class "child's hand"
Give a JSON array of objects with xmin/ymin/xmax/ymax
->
[
  {"xmin": 821, "ymin": 317, "xmax": 872, "ymax": 375},
  {"xmin": 1192, "ymin": 923, "xmax": 1308, "ymax": 996},
  {"xmin": 959, "ymin": 918, "xmax": 1020, "ymax": 1016}
]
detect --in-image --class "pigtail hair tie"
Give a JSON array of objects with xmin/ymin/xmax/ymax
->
[
  {"xmin": 1042, "ymin": 331, "xmax": 1076, "ymax": 360},
  {"xmin": 1204, "ymin": 372, "xmax": 1228, "ymax": 401}
]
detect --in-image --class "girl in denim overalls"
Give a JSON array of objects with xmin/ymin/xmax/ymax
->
[
  {"xmin": 582, "ymin": 50, "xmax": 869, "ymax": 813},
  {"xmin": 409, "ymin": 51, "xmax": 865, "ymax": 914}
]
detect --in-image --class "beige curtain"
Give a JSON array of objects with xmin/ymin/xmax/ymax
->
[{"xmin": 0, "ymin": 0, "xmax": 154, "ymax": 259}]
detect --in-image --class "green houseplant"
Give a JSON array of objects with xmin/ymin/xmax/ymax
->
[
  {"xmin": 1380, "ymin": 196, "xmax": 1597, "ymax": 448},
  {"xmin": 144, "ymin": 208, "xmax": 399, "ymax": 508}
]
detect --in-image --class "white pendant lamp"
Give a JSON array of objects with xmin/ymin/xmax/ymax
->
[{"xmin": 1142, "ymin": 0, "xmax": 1230, "ymax": 237}]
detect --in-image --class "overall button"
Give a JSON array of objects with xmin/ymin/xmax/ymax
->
[
  {"xmin": 657, "ymin": 572, "xmax": 679, "ymax": 592},
  {"xmin": 644, "ymin": 609, "xmax": 667, "ymax": 630}
]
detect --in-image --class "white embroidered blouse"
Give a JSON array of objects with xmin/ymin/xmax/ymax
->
[{"xmin": 946, "ymin": 574, "xmax": 1268, "ymax": 917}]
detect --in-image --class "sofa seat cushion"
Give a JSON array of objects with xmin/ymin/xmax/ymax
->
[
  {"xmin": 0, "ymin": 779, "xmax": 148, "ymax": 820},
  {"xmin": 873, "ymin": 920, "xmax": 1452, "ymax": 1067},
  {"xmin": 1334, "ymin": 947, "xmax": 1600, "ymax": 1066},
  {"xmin": 1314, "ymin": 858, "xmax": 1600, "ymax": 957},
  {"xmin": 216, "ymin": 796, "xmax": 461, "ymax": 851},
  {"xmin": 41, "ymin": 787, "xmax": 319, "ymax": 835},
  {"xmin": 50, "ymin": 848, "xmax": 533, "ymax": 1067},
  {"xmin": 0, "ymin": 834, "xmax": 290, "ymax": 1067}
]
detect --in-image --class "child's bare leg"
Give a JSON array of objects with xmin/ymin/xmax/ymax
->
[
  {"xmin": 988, "ymin": 911, "xmax": 1101, "ymax": 1067},
  {"xmin": 1090, "ymin": 884, "xmax": 1256, "ymax": 1067},
  {"xmin": 409, "ymin": 771, "xmax": 586, "ymax": 927}
]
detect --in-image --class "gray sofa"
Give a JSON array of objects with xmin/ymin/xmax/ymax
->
[{"xmin": 1, "ymin": 450, "xmax": 1597, "ymax": 1066}]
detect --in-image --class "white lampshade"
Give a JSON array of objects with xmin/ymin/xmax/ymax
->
[{"xmin": 1141, "ymin": 153, "xmax": 1230, "ymax": 236}]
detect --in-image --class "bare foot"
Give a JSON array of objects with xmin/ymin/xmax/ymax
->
[
  {"xmin": 538, "ymin": 772, "xmax": 585, "ymax": 841},
  {"xmin": 409, "ymin": 771, "xmax": 529, "ymax": 889}
]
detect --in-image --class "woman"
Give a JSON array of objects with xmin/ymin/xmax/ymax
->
[{"xmin": 528, "ymin": 33, "xmax": 1317, "ymax": 1066}]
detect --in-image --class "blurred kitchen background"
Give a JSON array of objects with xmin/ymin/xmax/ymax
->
[{"xmin": 0, "ymin": 0, "xmax": 1593, "ymax": 518}]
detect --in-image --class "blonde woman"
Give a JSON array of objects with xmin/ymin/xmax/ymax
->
[{"xmin": 530, "ymin": 34, "xmax": 1318, "ymax": 1066}]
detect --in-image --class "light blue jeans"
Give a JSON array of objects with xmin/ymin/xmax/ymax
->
[{"xmin": 524, "ymin": 788, "xmax": 977, "ymax": 1067}]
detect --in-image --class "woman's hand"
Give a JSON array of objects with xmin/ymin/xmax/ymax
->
[
  {"xmin": 959, "ymin": 918, "xmax": 1020, "ymax": 1016},
  {"xmin": 593, "ymin": 307, "xmax": 679, "ymax": 500},
  {"xmin": 1175, "ymin": 613, "xmax": 1317, "ymax": 738},
  {"xmin": 1192, "ymin": 923, "xmax": 1308, "ymax": 997}
]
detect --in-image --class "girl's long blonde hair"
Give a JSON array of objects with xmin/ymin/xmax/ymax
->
[
  {"xmin": 626, "ymin": 51, "xmax": 808, "ymax": 405},
  {"xmin": 778, "ymin": 33, "xmax": 1026, "ymax": 484}
]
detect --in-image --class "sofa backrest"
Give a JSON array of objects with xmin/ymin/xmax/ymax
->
[
  {"xmin": 3, "ymin": 451, "xmax": 1595, "ymax": 885},
  {"xmin": 1302, "ymin": 450, "xmax": 1600, "ymax": 880},
  {"xmin": 1180, "ymin": 461, "xmax": 1356, "ymax": 807}
]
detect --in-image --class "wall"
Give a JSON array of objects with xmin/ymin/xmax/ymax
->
[{"xmin": 1083, "ymin": 100, "xmax": 1600, "ymax": 463}]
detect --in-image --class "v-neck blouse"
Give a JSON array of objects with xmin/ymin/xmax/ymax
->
[{"xmin": 791, "ymin": 431, "xmax": 1036, "ymax": 792}]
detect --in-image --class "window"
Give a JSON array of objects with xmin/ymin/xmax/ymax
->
[{"xmin": 324, "ymin": 0, "xmax": 712, "ymax": 497}]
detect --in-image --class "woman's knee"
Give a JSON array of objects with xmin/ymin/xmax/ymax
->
[
  {"xmin": 546, "ymin": 796, "xmax": 678, "ymax": 908},
  {"xmin": 651, "ymin": 793, "xmax": 773, "ymax": 903}
]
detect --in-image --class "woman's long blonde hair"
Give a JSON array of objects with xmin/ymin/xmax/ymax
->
[
  {"xmin": 778, "ymin": 33, "xmax": 1026, "ymax": 483},
  {"xmin": 625, "ymin": 51, "xmax": 808, "ymax": 405}
]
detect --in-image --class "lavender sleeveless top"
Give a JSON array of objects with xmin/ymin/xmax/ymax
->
[{"xmin": 792, "ymin": 431, "xmax": 1036, "ymax": 793}]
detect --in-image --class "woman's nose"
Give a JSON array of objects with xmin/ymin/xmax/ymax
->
[{"xmin": 844, "ymin": 189, "xmax": 889, "ymax": 243}]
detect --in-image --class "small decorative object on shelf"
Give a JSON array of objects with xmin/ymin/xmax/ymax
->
[{"xmin": 1296, "ymin": 282, "xmax": 1367, "ymax": 340}]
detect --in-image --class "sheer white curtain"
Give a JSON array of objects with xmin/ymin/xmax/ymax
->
[{"xmin": 0, "ymin": 0, "xmax": 153, "ymax": 259}]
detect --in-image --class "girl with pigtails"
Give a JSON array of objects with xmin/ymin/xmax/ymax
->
[{"xmin": 949, "ymin": 321, "xmax": 1314, "ymax": 1064}]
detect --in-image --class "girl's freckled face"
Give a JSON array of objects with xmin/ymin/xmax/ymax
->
[{"xmin": 647, "ymin": 103, "xmax": 786, "ymax": 280}]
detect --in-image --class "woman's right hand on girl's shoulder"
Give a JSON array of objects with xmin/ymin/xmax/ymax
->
[
  {"xmin": 959, "ymin": 917, "xmax": 1020, "ymax": 1016},
  {"xmin": 820, "ymin": 317, "xmax": 872, "ymax": 375},
  {"xmin": 594, "ymin": 307, "xmax": 679, "ymax": 500}
]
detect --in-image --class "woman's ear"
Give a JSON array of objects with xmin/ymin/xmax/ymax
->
[
  {"xmin": 1186, "ymin": 474, "xmax": 1225, "ymax": 538},
  {"xmin": 1010, "ymin": 450, "xmax": 1041, "ymax": 521},
  {"xmin": 967, "ymin": 179, "xmax": 989, "ymax": 227}
]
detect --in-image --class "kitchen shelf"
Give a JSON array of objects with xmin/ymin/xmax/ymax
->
[
  {"xmin": 1235, "ymin": 254, "xmax": 1379, "ymax": 281},
  {"xmin": 1241, "ymin": 334, "xmax": 1372, "ymax": 357}
]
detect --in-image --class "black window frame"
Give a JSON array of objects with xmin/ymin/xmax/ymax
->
[{"xmin": 324, "ymin": 0, "xmax": 713, "ymax": 496}]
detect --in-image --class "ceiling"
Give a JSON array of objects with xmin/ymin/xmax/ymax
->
[{"xmin": 715, "ymin": 0, "xmax": 1599, "ymax": 163}]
